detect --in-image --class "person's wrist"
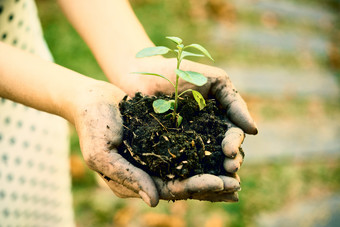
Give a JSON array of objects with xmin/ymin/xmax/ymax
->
[
  {"xmin": 96, "ymin": 41, "xmax": 156, "ymax": 88},
  {"xmin": 66, "ymin": 79, "xmax": 126, "ymax": 125}
]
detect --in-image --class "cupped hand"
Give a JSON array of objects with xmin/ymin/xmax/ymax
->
[
  {"xmin": 72, "ymin": 82, "xmax": 160, "ymax": 206},
  {"xmin": 71, "ymin": 81, "xmax": 242, "ymax": 206},
  {"xmin": 124, "ymin": 57, "xmax": 257, "ymax": 173}
]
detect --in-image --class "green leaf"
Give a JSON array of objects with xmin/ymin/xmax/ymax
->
[
  {"xmin": 177, "ymin": 114, "xmax": 183, "ymax": 127},
  {"xmin": 136, "ymin": 46, "xmax": 171, "ymax": 58},
  {"xmin": 175, "ymin": 69, "xmax": 208, "ymax": 86},
  {"xmin": 169, "ymin": 100, "xmax": 175, "ymax": 110},
  {"xmin": 166, "ymin": 36, "xmax": 183, "ymax": 45},
  {"xmin": 192, "ymin": 90, "xmax": 206, "ymax": 110},
  {"xmin": 153, "ymin": 99, "xmax": 171, "ymax": 113},
  {"xmin": 180, "ymin": 51, "xmax": 204, "ymax": 61},
  {"xmin": 131, "ymin": 72, "xmax": 175, "ymax": 88},
  {"xmin": 185, "ymin": 44, "xmax": 214, "ymax": 62}
]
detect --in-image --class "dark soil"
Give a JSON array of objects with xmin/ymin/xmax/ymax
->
[{"xmin": 118, "ymin": 93, "xmax": 234, "ymax": 181}]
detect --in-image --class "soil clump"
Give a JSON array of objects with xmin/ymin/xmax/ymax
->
[{"xmin": 118, "ymin": 93, "xmax": 233, "ymax": 181}]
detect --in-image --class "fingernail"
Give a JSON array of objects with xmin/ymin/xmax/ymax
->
[
  {"xmin": 233, "ymin": 185, "xmax": 241, "ymax": 192},
  {"xmin": 246, "ymin": 121, "xmax": 258, "ymax": 135},
  {"xmin": 236, "ymin": 184, "xmax": 242, "ymax": 191},
  {"xmin": 252, "ymin": 121, "xmax": 258, "ymax": 135},
  {"xmin": 139, "ymin": 190, "xmax": 152, "ymax": 207}
]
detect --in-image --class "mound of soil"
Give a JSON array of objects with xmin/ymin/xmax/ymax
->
[{"xmin": 118, "ymin": 93, "xmax": 233, "ymax": 181}]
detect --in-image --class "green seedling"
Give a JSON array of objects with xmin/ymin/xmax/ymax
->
[{"xmin": 134, "ymin": 36, "xmax": 214, "ymax": 127}]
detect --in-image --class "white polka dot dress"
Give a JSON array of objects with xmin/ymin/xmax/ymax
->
[{"xmin": 0, "ymin": 0, "xmax": 74, "ymax": 226}]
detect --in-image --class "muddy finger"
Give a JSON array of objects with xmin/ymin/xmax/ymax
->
[
  {"xmin": 223, "ymin": 151, "xmax": 244, "ymax": 173},
  {"xmin": 184, "ymin": 174, "xmax": 224, "ymax": 193},
  {"xmin": 218, "ymin": 175, "xmax": 241, "ymax": 192},
  {"xmin": 108, "ymin": 152, "xmax": 159, "ymax": 207},
  {"xmin": 97, "ymin": 172, "xmax": 139, "ymax": 198},
  {"xmin": 223, "ymin": 158, "xmax": 240, "ymax": 173},
  {"xmin": 154, "ymin": 174, "xmax": 224, "ymax": 200},
  {"xmin": 88, "ymin": 151, "xmax": 159, "ymax": 207},
  {"xmin": 212, "ymin": 76, "xmax": 257, "ymax": 135},
  {"xmin": 227, "ymin": 98, "xmax": 258, "ymax": 135},
  {"xmin": 222, "ymin": 127, "xmax": 244, "ymax": 158}
]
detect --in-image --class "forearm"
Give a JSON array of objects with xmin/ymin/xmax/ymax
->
[
  {"xmin": 0, "ymin": 42, "xmax": 125, "ymax": 124},
  {"xmin": 57, "ymin": 0, "xmax": 154, "ymax": 84}
]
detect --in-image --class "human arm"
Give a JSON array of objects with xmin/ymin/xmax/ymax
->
[
  {"xmin": 0, "ymin": 42, "xmax": 241, "ymax": 205},
  {"xmin": 0, "ymin": 42, "xmax": 157, "ymax": 205},
  {"xmin": 56, "ymin": 0, "xmax": 155, "ymax": 93},
  {"xmin": 56, "ymin": 0, "xmax": 256, "ymax": 199}
]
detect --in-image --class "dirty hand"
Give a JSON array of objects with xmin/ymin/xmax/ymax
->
[
  {"xmin": 73, "ymin": 82, "xmax": 160, "ymax": 207},
  {"xmin": 126, "ymin": 57, "xmax": 257, "ymax": 173},
  {"xmin": 72, "ymin": 82, "xmax": 242, "ymax": 206}
]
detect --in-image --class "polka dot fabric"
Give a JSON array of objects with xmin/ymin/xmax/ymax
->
[
  {"xmin": 0, "ymin": 0, "xmax": 52, "ymax": 57},
  {"xmin": 0, "ymin": 0, "xmax": 74, "ymax": 226}
]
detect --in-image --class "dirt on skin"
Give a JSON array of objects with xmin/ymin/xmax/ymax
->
[{"xmin": 118, "ymin": 93, "xmax": 234, "ymax": 181}]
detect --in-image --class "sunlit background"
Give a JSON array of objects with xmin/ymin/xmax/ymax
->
[{"xmin": 37, "ymin": 0, "xmax": 340, "ymax": 226}]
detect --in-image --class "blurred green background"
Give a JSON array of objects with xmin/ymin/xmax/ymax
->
[{"xmin": 36, "ymin": 0, "xmax": 340, "ymax": 226}]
